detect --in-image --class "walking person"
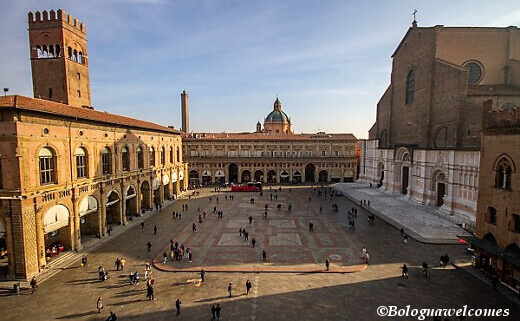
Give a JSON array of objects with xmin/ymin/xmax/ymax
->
[
  {"xmin": 246, "ymin": 279, "xmax": 252, "ymax": 295},
  {"xmin": 403, "ymin": 234, "xmax": 408, "ymax": 244},
  {"xmin": 97, "ymin": 296, "xmax": 104, "ymax": 313},
  {"xmin": 262, "ymin": 250, "xmax": 267, "ymax": 261},
  {"xmin": 115, "ymin": 258, "xmax": 121, "ymax": 271},
  {"xmin": 175, "ymin": 298, "xmax": 182, "ymax": 315},
  {"xmin": 154, "ymin": 225, "xmax": 157, "ymax": 235},
  {"xmin": 147, "ymin": 283, "xmax": 155, "ymax": 300},
  {"xmin": 141, "ymin": 221, "xmax": 144, "ymax": 229},
  {"xmin": 30, "ymin": 276, "xmax": 38, "ymax": 294},
  {"xmin": 401, "ymin": 264, "xmax": 409, "ymax": 278},
  {"xmin": 147, "ymin": 241, "xmax": 152, "ymax": 252},
  {"xmin": 216, "ymin": 304, "xmax": 222, "ymax": 320},
  {"xmin": 400, "ymin": 228, "xmax": 404, "ymax": 237},
  {"xmin": 325, "ymin": 259, "xmax": 330, "ymax": 271},
  {"xmin": 201, "ymin": 268, "xmax": 205, "ymax": 283},
  {"xmin": 252, "ymin": 238, "xmax": 256, "ymax": 248},
  {"xmin": 120, "ymin": 258, "xmax": 125, "ymax": 270},
  {"xmin": 228, "ymin": 282, "xmax": 233, "ymax": 297},
  {"xmin": 309, "ymin": 222, "xmax": 314, "ymax": 232},
  {"xmin": 211, "ymin": 304, "xmax": 216, "ymax": 320},
  {"xmin": 81, "ymin": 254, "xmax": 88, "ymax": 267}
]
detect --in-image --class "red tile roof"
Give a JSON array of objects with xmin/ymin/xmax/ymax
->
[
  {"xmin": 0, "ymin": 95, "xmax": 181, "ymax": 135},
  {"xmin": 184, "ymin": 132, "xmax": 357, "ymax": 142}
]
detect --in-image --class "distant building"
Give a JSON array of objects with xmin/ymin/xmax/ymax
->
[
  {"xmin": 465, "ymin": 103, "xmax": 520, "ymax": 290},
  {"xmin": 359, "ymin": 23, "xmax": 520, "ymax": 226},
  {"xmin": 0, "ymin": 9, "xmax": 187, "ymax": 280},
  {"xmin": 183, "ymin": 98, "xmax": 358, "ymax": 185}
]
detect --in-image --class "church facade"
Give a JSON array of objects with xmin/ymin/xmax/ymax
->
[
  {"xmin": 0, "ymin": 10, "xmax": 188, "ymax": 279},
  {"xmin": 358, "ymin": 24, "xmax": 520, "ymax": 226},
  {"xmin": 183, "ymin": 99, "xmax": 358, "ymax": 186}
]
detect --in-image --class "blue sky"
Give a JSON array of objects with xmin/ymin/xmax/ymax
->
[{"xmin": 1, "ymin": 0, "xmax": 519, "ymax": 138}]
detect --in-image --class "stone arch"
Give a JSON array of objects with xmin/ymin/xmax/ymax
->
[
  {"xmin": 431, "ymin": 170, "xmax": 448, "ymax": 206},
  {"xmin": 254, "ymin": 170, "xmax": 264, "ymax": 182},
  {"xmin": 125, "ymin": 185, "xmax": 138, "ymax": 217},
  {"xmin": 267, "ymin": 170, "xmax": 277, "ymax": 183},
  {"xmin": 105, "ymin": 190, "xmax": 122, "ymax": 225},
  {"xmin": 241, "ymin": 170, "xmax": 251, "ymax": 183},
  {"xmin": 228, "ymin": 163, "xmax": 238, "ymax": 183},
  {"xmin": 79, "ymin": 195, "xmax": 99, "ymax": 237},
  {"xmin": 318, "ymin": 170, "xmax": 328, "ymax": 183},
  {"xmin": 305, "ymin": 163, "xmax": 315, "ymax": 182},
  {"xmin": 43, "ymin": 204, "xmax": 72, "ymax": 252},
  {"xmin": 140, "ymin": 180, "xmax": 151, "ymax": 211},
  {"xmin": 483, "ymin": 232, "xmax": 497, "ymax": 244},
  {"xmin": 434, "ymin": 126, "xmax": 448, "ymax": 148},
  {"xmin": 189, "ymin": 170, "xmax": 200, "ymax": 187},
  {"xmin": 0, "ymin": 214, "xmax": 11, "ymax": 276},
  {"xmin": 492, "ymin": 153, "xmax": 516, "ymax": 173}
]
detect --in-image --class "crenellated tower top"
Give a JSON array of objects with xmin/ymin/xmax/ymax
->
[{"xmin": 28, "ymin": 9, "xmax": 86, "ymax": 35}]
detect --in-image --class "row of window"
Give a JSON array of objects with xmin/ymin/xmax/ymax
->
[
  {"xmin": 38, "ymin": 145, "xmax": 180, "ymax": 185},
  {"xmin": 35, "ymin": 44, "xmax": 85, "ymax": 64},
  {"xmin": 485, "ymin": 206, "xmax": 520, "ymax": 233},
  {"xmin": 189, "ymin": 162, "xmax": 355, "ymax": 169},
  {"xmin": 188, "ymin": 150, "xmax": 351, "ymax": 158}
]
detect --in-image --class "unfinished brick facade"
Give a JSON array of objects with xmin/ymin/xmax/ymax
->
[{"xmin": 359, "ymin": 24, "xmax": 520, "ymax": 225}]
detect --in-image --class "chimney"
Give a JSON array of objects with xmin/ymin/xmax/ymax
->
[{"xmin": 181, "ymin": 90, "xmax": 189, "ymax": 134}]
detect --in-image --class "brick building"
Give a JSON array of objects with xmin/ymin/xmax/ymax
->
[
  {"xmin": 359, "ymin": 22, "xmax": 520, "ymax": 226},
  {"xmin": 0, "ymin": 9, "xmax": 188, "ymax": 279},
  {"xmin": 183, "ymin": 98, "xmax": 358, "ymax": 185},
  {"xmin": 464, "ymin": 104, "xmax": 520, "ymax": 290}
]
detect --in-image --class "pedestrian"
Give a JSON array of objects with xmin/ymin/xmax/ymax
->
[
  {"xmin": 239, "ymin": 228, "xmax": 242, "ymax": 237},
  {"xmin": 97, "ymin": 296, "xmax": 104, "ymax": 313},
  {"xmin": 252, "ymin": 238, "xmax": 256, "ymax": 248},
  {"xmin": 309, "ymin": 222, "xmax": 314, "ymax": 232},
  {"xmin": 319, "ymin": 206, "xmax": 322, "ymax": 212},
  {"xmin": 30, "ymin": 276, "xmax": 38, "ymax": 294},
  {"xmin": 211, "ymin": 304, "xmax": 216, "ymax": 320},
  {"xmin": 107, "ymin": 226, "xmax": 112, "ymax": 236},
  {"xmin": 249, "ymin": 216, "xmax": 253, "ymax": 224},
  {"xmin": 262, "ymin": 250, "xmax": 267, "ymax": 261},
  {"xmin": 492, "ymin": 275, "xmax": 498, "ymax": 290},
  {"xmin": 147, "ymin": 241, "xmax": 152, "ymax": 252},
  {"xmin": 368, "ymin": 200, "xmax": 371, "ymax": 207},
  {"xmin": 201, "ymin": 268, "xmax": 205, "ymax": 282},
  {"xmin": 115, "ymin": 258, "xmax": 121, "ymax": 270},
  {"xmin": 325, "ymin": 259, "xmax": 330, "ymax": 271},
  {"xmin": 400, "ymin": 228, "xmax": 404, "ymax": 237},
  {"xmin": 401, "ymin": 264, "xmax": 409, "ymax": 278},
  {"xmin": 141, "ymin": 221, "xmax": 144, "ymax": 229},
  {"xmin": 362, "ymin": 247, "xmax": 367, "ymax": 260},
  {"xmin": 175, "ymin": 299, "xmax": 181, "ymax": 315},
  {"xmin": 246, "ymin": 279, "xmax": 252, "ymax": 295},
  {"xmin": 81, "ymin": 254, "xmax": 88, "ymax": 267},
  {"xmin": 154, "ymin": 225, "xmax": 157, "ymax": 234},
  {"xmin": 403, "ymin": 234, "xmax": 408, "ymax": 244},
  {"xmin": 245, "ymin": 231, "xmax": 249, "ymax": 241},
  {"xmin": 192, "ymin": 223, "xmax": 197, "ymax": 232},
  {"xmin": 309, "ymin": 196, "xmax": 311, "ymax": 202},
  {"xmin": 107, "ymin": 311, "xmax": 118, "ymax": 321},
  {"xmin": 162, "ymin": 252, "xmax": 168, "ymax": 263},
  {"xmin": 147, "ymin": 284, "xmax": 154, "ymax": 300},
  {"xmin": 216, "ymin": 304, "xmax": 222, "ymax": 320},
  {"xmin": 173, "ymin": 211, "xmax": 176, "ymax": 219},
  {"xmin": 120, "ymin": 258, "xmax": 125, "ymax": 270},
  {"xmin": 228, "ymin": 282, "xmax": 233, "ymax": 297}
]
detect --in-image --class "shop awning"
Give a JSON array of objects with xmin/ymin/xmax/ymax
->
[{"xmin": 460, "ymin": 235, "xmax": 520, "ymax": 269}]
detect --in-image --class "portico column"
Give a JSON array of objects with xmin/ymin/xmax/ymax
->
[
  {"xmin": 99, "ymin": 186, "xmax": 107, "ymax": 236},
  {"xmin": 72, "ymin": 194, "xmax": 82, "ymax": 250},
  {"xmin": 35, "ymin": 214, "xmax": 46, "ymax": 270},
  {"xmin": 120, "ymin": 183, "xmax": 127, "ymax": 225}
]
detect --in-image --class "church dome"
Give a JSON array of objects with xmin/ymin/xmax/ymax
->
[
  {"xmin": 265, "ymin": 110, "xmax": 289, "ymax": 122},
  {"xmin": 265, "ymin": 98, "xmax": 290, "ymax": 123}
]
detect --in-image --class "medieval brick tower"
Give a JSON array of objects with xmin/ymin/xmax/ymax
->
[
  {"xmin": 28, "ymin": 9, "xmax": 91, "ymax": 107},
  {"xmin": 181, "ymin": 90, "xmax": 189, "ymax": 134}
]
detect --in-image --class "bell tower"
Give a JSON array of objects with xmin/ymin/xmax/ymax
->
[{"xmin": 28, "ymin": 9, "xmax": 91, "ymax": 107}]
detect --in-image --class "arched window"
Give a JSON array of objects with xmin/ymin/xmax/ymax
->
[
  {"xmin": 42, "ymin": 45, "xmax": 48, "ymax": 58},
  {"xmin": 161, "ymin": 147, "xmax": 166, "ymax": 165},
  {"xmin": 55, "ymin": 44, "xmax": 61, "ymax": 57},
  {"xmin": 149, "ymin": 147, "xmax": 155, "ymax": 167},
  {"xmin": 49, "ymin": 45, "xmax": 55, "ymax": 58},
  {"xmin": 176, "ymin": 147, "xmax": 180, "ymax": 163},
  {"xmin": 73, "ymin": 49, "xmax": 78, "ymax": 62},
  {"xmin": 78, "ymin": 52, "xmax": 83, "ymax": 64},
  {"xmin": 122, "ymin": 146, "xmax": 130, "ymax": 172},
  {"xmin": 405, "ymin": 69, "xmax": 415, "ymax": 104},
  {"xmin": 75, "ymin": 147, "xmax": 88, "ymax": 178},
  {"xmin": 68, "ymin": 47, "xmax": 72, "ymax": 59},
  {"xmin": 463, "ymin": 61, "xmax": 483, "ymax": 84},
  {"xmin": 170, "ymin": 147, "xmax": 174, "ymax": 163},
  {"xmin": 36, "ymin": 45, "xmax": 42, "ymax": 58},
  {"xmin": 102, "ymin": 147, "xmax": 111, "ymax": 174},
  {"xmin": 137, "ymin": 146, "xmax": 144, "ymax": 169},
  {"xmin": 39, "ymin": 147, "xmax": 55, "ymax": 185},
  {"xmin": 499, "ymin": 102, "xmax": 517, "ymax": 111},
  {"xmin": 486, "ymin": 206, "xmax": 497, "ymax": 225},
  {"xmin": 495, "ymin": 157, "xmax": 512, "ymax": 190}
]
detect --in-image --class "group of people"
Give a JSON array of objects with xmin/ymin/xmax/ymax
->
[
  {"xmin": 98, "ymin": 266, "xmax": 109, "ymax": 281},
  {"xmin": 359, "ymin": 199, "xmax": 371, "ymax": 207}
]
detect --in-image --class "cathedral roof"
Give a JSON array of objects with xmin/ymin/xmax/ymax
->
[{"xmin": 265, "ymin": 98, "xmax": 290, "ymax": 123}]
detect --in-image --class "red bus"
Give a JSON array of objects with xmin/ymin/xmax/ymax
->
[{"xmin": 231, "ymin": 182, "xmax": 262, "ymax": 192}]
